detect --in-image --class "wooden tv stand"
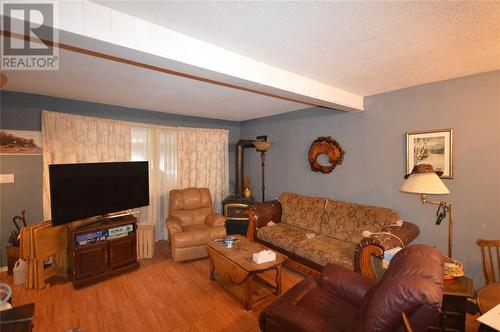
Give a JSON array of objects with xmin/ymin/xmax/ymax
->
[{"xmin": 67, "ymin": 215, "xmax": 139, "ymax": 289}]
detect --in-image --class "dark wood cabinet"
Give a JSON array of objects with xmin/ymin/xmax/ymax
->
[
  {"xmin": 74, "ymin": 242, "xmax": 108, "ymax": 278},
  {"xmin": 68, "ymin": 215, "xmax": 140, "ymax": 288},
  {"xmin": 109, "ymin": 235, "xmax": 137, "ymax": 269}
]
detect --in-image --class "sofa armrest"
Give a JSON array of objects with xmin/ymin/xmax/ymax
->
[
  {"xmin": 259, "ymin": 278, "xmax": 338, "ymax": 332},
  {"xmin": 166, "ymin": 216, "xmax": 183, "ymax": 234},
  {"xmin": 354, "ymin": 221, "xmax": 420, "ymax": 280},
  {"xmin": 246, "ymin": 200, "xmax": 282, "ymax": 240},
  {"xmin": 206, "ymin": 213, "xmax": 226, "ymax": 228},
  {"xmin": 320, "ymin": 264, "xmax": 375, "ymax": 306}
]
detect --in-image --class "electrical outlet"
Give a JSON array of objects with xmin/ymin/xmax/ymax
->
[{"xmin": 0, "ymin": 174, "xmax": 15, "ymax": 184}]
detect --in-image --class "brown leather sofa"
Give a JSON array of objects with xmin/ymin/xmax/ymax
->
[
  {"xmin": 259, "ymin": 244, "xmax": 444, "ymax": 332},
  {"xmin": 166, "ymin": 188, "xmax": 226, "ymax": 262},
  {"xmin": 247, "ymin": 192, "xmax": 420, "ymax": 279}
]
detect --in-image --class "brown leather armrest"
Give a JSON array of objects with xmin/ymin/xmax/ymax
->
[
  {"xmin": 246, "ymin": 200, "xmax": 282, "ymax": 240},
  {"xmin": 166, "ymin": 216, "xmax": 183, "ymax": 233},
  {"xmin": 206, "ymin": 214, "xmax": 225, "ymax": 227},
  {"xmin": 320, "ymin": 264, "xmax": 375, "ymax": 306},
  {"xmin": 354, "ymin": 221, "xmax": 420, "ymax": 280},
  {"xmin": 259, "ymin": 278, "xmax": 338, "ymax": 332}
]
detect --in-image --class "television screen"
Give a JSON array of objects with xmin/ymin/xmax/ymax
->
[{"xmin": 49, "ymin": 161, "xmax": 149, "ymax": 226}]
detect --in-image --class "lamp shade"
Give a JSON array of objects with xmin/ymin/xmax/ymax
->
[
  {"xmin": 253, "ymin": 141, "xmax": 272, "ymax": 152},
  {"xmin": 400, "ymin": 172, "xmax": 450, "ymax": 195}
]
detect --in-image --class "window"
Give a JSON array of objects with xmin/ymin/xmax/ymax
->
[{"xmin": 131, "ymin": 127, "xmax": 177, "ymax": 240}]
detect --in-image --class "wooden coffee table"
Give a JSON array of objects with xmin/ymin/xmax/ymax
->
[{"xmin": 206, "ymin": 234, "xmax": 287, "ymax": 310}]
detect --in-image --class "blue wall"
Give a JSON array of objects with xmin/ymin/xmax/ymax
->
[
  {"xmin": 0, "ymin": 90, "xmax": 240, "ymax": 265},
  {"xmin": 0, "ymin": 91, "xmax": 241, "ymax": 134},
  {"xmin": 241, "ymin": 71, "xmax": 500, "ymax": 287},
  {"xmin": 2, "ymin": 71, "xmax": 499, "ymax": 289}
]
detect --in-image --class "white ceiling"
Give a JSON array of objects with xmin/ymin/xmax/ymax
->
[
  {"xmin": 4, "ymin": 48, "xmax": 308, "ymax": 121},
  {"xmin": 97, "ymin": 1, "xmax": 500, "ymax": 96},
  {"xmin": 3, "ymin": 1, "xmax": 499, "ymax": 122}
]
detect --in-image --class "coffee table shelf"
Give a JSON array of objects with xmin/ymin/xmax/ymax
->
[{"xmin": 206, "ymin": 234, "xmax": 287, "ymax": 310}]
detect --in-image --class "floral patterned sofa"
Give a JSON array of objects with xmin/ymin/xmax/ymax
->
[{"xmin": 246, "ymin": 192, "xmax": 420, "ymax": 279}]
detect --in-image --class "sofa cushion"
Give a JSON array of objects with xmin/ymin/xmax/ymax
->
[
  {"xmin": 171, "ymin": 208, "xmax": 212, "ymax": 226},
  {"xmin": 298, "ymin": 287, "xmax": 359, "ymax": 331},
  {"xmin": 294, "ymin": 235, "xmax": 356, "ymax": 270},
  {"xmin": 322, "ymin": 199, "xmax": 399, "ymax": 243},
  {"xmin": 173, "ymin": 224, "xmax": 211, "ymax": 248},
  {"xmin": 174, "ymin": 224, "xmax": 225, "ymax": 248},
  {"xmin": 256, "ymin": 223, "xmax": 310, "ymax": 253},
  {"xmin": 279, "ymin": 192, "xmax": 326, "ymax": 233}
]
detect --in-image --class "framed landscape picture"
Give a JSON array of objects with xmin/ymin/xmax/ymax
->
[
  {"xmin": 406, "ymin": 128, "xmax": 453, "ymax": 179},
  {"xmin": 0, "ymin": 130, "xmax": 43, "ymax": 155}
]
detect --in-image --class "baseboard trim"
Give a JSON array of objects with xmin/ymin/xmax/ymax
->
[{"xmin": 0, "ymin": 266, "xmax": 8, "ymax": 272}]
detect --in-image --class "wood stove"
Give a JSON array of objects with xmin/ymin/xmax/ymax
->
[
  {"xmin": 222, "ymin": 197, "xmax": 256, "ymax": 235},
  {"xmin": 222, "ymin": 139, "xmax": 257, "ymax": 235}
]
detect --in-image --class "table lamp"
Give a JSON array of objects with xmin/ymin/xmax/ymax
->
[{"xmin": 400, "ymin": 164, "xmax": 453, "ymax": 257}]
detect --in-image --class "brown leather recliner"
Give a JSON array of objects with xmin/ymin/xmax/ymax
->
[
  {"xmin": 166, "ymin": 188, "xmax": 226, "ymax": 262},
  {"xmin": 260, "ymin": 244, "xmax": 444, "ymax": 332}
]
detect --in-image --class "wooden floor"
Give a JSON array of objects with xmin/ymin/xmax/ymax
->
[
  {"xmin": 1, "ymin": 241, "xmax": 480, "ymax": 332},
  {"xmin": 1, "ymin": 241, "xmax": 304, "ymax": 332}
]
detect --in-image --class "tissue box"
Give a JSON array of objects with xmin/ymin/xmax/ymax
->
[
  {"xmin": 383, "ymin": 247, "xmax": 402, "ymax": 269},
  {"xmin": 252, "ymin": 250, "xmax": 276, "ymax": 264}
]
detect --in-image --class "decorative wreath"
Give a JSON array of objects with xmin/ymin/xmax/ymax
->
[{"xmin": 308, "ymin": 136, "xmax": 345, "ymax": 174}]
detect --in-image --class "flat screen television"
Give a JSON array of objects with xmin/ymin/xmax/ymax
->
[{"xmin": 49, "ymin": 161, "xmax": 149, "ymax": 226}]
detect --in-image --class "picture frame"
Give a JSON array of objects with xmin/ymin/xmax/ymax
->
[
  {"xmin": 0, "ymin": 130, "xmax": 43, "ymax": 155},
  {"xmin": 406, "ymin": 128, "xmax": 453, "ymax": 179}
]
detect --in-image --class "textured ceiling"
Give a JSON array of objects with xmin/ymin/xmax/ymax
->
[
  {"xmin": 97, "ymin": 1, "xmax": 500, "ymax": 96},
  {"xmin": 3, "ymin": 49, "xmax": 308, "ymax": 121}
]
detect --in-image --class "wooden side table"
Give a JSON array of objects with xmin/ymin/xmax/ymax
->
[{"xmin": 428, "ymin": 276, "xmax": 474, "ymax": 332}]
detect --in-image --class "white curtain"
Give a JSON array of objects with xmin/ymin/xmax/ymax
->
[
  {"xmin": 177, "ymin": 127, "xmax": 229, "ymax": 213},
  {"xmin": 131, "ymin": 126, "xmax": 177, "ymax": 240},
  {"xmin": 42, "ymin": 111, "xmax": 131, "ymax": 220},
  {"xmin": 42, "ymin": 111, "xmax": 229, "ymax": 242}
]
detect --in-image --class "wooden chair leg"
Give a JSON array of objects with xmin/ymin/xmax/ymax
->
[{"xmin": 402, "ymin": 312, "xmax": 413, "ymax": 332}]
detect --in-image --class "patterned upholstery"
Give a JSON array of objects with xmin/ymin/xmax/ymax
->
[
  {"xmin": 322, "ymin": 199, "xmax": 399, "ymax": 243},
  {"xmin": 257, "ymin": 223, "xmax": 310, "ymax": 253},
  {"xmin": 254, "ymin": 192, "xmax": 402, "ymax": 272},
  {"xmin": 278, "ymin": 192, "xmax": 326, "ymax": 233},
  {"xmin": 294, "ymin": 235, "xmax": 356, "ymax": 269}
]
